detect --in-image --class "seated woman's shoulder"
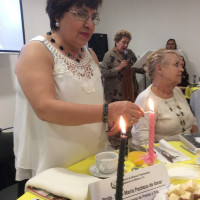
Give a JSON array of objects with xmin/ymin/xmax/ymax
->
[
  {"xmin": 174, "ymin": 86, "xmax": 184, "ymax": 94},
  {"xmin": 105, "ymin": 49, "xmax": 115, "ymax": 56},
  {"xmin": 135, "ymin": 87, "xmax": 151, "ymax": 106}
]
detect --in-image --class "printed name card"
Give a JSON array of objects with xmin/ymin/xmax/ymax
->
[{"xmin": 89, "ymin": 163, "xmax": 170, "ymax": 200}]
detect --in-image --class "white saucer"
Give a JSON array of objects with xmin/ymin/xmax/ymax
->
[{"xmin": 89, "ymin": 164, "xmax": 117, "ymax": 178}]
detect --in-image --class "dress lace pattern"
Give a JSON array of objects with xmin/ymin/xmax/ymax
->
[{"xmin": 42, "ymin": 37, "xmax": 100, "ymax": 93}]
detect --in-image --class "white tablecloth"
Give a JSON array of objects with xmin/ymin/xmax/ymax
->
[{"xmin": 190, "ymin": 89, "xmax": 200, "ymax": 131}]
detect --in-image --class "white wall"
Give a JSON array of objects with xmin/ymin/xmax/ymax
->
[
  {"xmin": 0, "ymin": 53, "xmax": 17, "ymax": 127},
  {"xmin": 95, "ymin": 0, "xmax": 200, "ymax": 83},
  {"xmin": 0, "ymin": 0, "xmax": 48, "ymax": 128},
  {"xmin": 0, "ymin": 0, "xmax": 200, "ymax": 127}
]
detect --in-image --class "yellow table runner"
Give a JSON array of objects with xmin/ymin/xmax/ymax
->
[{"xmin": 18, "ymin": 141, "xmax": 199, "ymax": 200}]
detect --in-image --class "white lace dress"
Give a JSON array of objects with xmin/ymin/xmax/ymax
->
[{"xmin": 14, "ymin": 35, "xmax": 108, "ymax": 181}]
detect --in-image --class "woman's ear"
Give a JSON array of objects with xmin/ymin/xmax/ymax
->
[{"xmin": 155, "ymin": 63, "xmax": 163, "ymax": 75}]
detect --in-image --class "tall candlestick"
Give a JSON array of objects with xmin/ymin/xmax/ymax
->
[
  {"xmin": 148, "ymin": 98, "xmax": 156, "ymax": 165},
  {"xmin": 116, "ymin": 116, "xmax": 127, "ymax": 200},
  {"xmin": 141, "ymin": 98, "xmax": 157, "ymax": 166}
]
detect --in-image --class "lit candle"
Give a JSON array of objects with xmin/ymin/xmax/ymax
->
[
  {"xmin": 148, "ymin": 98, "xmax": 155, "ymax": 165},
  {"xmin": 116, "ymin": 116, "xmax": 127, "ymax": 200},
  {"xmin": 141, "ymin": 99, "xmax": 157, "ymax": 165}
]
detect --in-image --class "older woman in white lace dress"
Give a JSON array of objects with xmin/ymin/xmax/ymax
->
[{"xmin": 14, "ymin": 0, "xmax": 144, "ymax": 196}]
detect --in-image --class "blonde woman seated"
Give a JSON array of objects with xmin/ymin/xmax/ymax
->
[{"xmin": 131, "ymin": 49, "xmax": 198, "ymax": 145}]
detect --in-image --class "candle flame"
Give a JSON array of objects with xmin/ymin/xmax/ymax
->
[
  {"xmin": 120, "ymin": 116, "xmax": 126, "ymax": 134},
  {"xmin": 149, "ymin": 98, "xmax": 154, "ymax": 112}
]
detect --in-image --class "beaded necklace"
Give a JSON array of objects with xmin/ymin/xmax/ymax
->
[
  {"xmin": 164, "ymin": 98, "xmax": 186, "ymax": 132},
  {"xmin": 47, "ymin": 31, "xmax": 84, "ymax": 63},
  {"xmin": 152, "ymin": 85, "xmax": 186, "ymax": 132}
]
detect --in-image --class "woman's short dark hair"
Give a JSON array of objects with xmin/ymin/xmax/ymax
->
[{"xmin": 46, "ymin": 0, "xmax": 102, "ymax": 30}]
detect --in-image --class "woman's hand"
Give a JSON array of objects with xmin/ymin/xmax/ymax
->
[
  {"xmin": 107, "ymin": 121, "xmax": 120, "ymax": 137},
  {"xmin": 116, "ymin": 60, "xmax": 129, "ymax": 71},
  {"xmin": 107, "ymin": 101, "xmax": 144, "ymax": 135}
]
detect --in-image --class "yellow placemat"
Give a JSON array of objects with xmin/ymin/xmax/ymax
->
[
  {"xmin": 125, "ymin": 141, "xmax": 198, "ymax": 171},
  {"xmin": 67, "ymin": 155, "xmax": 95, "ymax": 175},
  {"xmin": 18, "ymin": 191, "xmax": 45, "ymax": 200}
]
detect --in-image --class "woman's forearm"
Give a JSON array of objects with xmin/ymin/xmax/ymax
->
[{"xmin": 35, "ymin": 100, "xmax": 103, "ymax": 126}]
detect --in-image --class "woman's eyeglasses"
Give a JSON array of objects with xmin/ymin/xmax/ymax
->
[{"xmin": 67, "ymin": 9, "xmax": 100, "ymax": 25}]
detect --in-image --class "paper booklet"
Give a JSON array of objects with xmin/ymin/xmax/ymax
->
[
  {"xmin": 132, "ymin": 50, "xmax": 154, "ymax": 69},
  {"xmin": 27, "ymin": 187, "xmax": 70, "ymax": 200}
]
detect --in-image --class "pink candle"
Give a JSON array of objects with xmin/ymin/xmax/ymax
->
[
  {"xmin": 141, "ymin": 99, "xmax": 157, "ymax": 165},
  {"xmin": 148, "ymin": 98, "xmax": 155, "ymax": 165}
]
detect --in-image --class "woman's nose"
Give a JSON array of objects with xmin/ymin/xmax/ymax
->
[
  {"xmin": 124, "ymin": 43, "xmax": 128, "ymax": 48},
  {"xmin": 180, "ymin": 66, "xmax": 184, "ymax": 72}
]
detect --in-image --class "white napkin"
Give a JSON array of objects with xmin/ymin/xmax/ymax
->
[
  {"xmin": 168, "ymin": 167, "xmax": 198, "ymax": 179},
  {"xmin": 155, "ymin": 139, "xmax": 190, "ymax": 163},
  {"xmin": 25, "ymin": 168, "xmax": 100, "ymax": 200}
]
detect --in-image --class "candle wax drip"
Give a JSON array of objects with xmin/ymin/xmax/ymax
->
[{"xmin": 141, "ymin": 153, "xmax": 157, "ymax": 166}]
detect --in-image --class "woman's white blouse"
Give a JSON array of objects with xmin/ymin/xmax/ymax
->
[{"xmin": 14, "ymin": 36, "xmax": 107, "ymax": 181}]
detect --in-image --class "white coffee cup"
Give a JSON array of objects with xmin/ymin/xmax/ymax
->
[{"xmin": 95, "ymin": 151, "xmax": 118, "ymax": 174}]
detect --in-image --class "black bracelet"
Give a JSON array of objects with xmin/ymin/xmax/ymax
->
[{"xmin": 102, "ymin": 103, "xmax": 108, "ymax": 123}]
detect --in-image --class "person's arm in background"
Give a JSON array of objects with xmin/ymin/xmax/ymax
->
[{"xmin": 101, "ymin": 50, "xmax": 128, "ymax": 78}]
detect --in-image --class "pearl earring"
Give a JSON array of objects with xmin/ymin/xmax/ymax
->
[{"xmin": 55, "ymin": 21, "xmax": 60, "ymax": 27}]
